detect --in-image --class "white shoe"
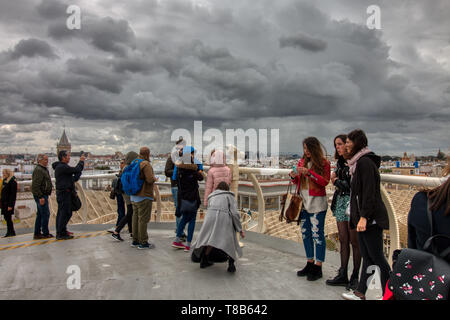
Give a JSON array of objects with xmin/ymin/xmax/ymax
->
[{"xmin": 342, "ymin": 291, "xmax": 364, "ymax": 300}]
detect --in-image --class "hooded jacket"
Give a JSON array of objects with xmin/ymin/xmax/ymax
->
[
  {"xmin": 204, "ymin": 150, "xmax": 232, "ymax": 206},
  {"xmin": 349, "ymin": 152, "xmax": 389, "ymax": 230},
  {"xmin": 52, "ymin": 160, "xmax": 84, "ymax": 192},
  {"xmin": 135, "ymin": 155, "xmax": 157, "ymax": 199}
]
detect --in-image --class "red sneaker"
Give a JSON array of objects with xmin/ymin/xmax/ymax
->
[
  {"xmin": 184, "ymin": 246, "xmax": 190, "ymax": 252},
  {"xmin": 67, "ymin": 231, "xmax": 73, "ymax": 236},
  {"xmin": 172, "ymin": 241, "xmax": 185, "ymax": 249}
]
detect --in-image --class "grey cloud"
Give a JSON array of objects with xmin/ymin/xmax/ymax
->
[
  {"xmin": 36, "ymin": 0, "xmax": 69, "ymax": 19},
  {"xmin": 48, "ymin": 16, "xmax": 136, "ymax": 57},
  {"xmin": 279, "ymin": 33, "xmax": 327, "ymax": 52},
  {"xmin": 9, "ymin": 38, "xmax": 59, "ymax": 60}
]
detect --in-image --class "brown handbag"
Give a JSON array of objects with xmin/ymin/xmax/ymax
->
[{"xmin": 279, "ymin": 182, "xmax": 303, "ymax": 224}]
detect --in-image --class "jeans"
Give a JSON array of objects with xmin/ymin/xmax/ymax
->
[
  {"xmin": 300, "ymin": 209, "xmax": 327, "ymax": 263},
  {"xmin": 356, "ymin": 225, "xmax": 391, "ymax": 295},
  {"xmin": 172, "ymin": 187, "xmax": 185, "ymax": 234},
  {"xmin": 176, "ymin": 211, "xmax": 197, "ymax": 244},
  {"xmin": 116, "ymin": 193, "xmax": 125, "ymax": 226},
  {"xmin": 56, "ymin": 190, "xmax": 72, "ymax": 236},
  {"xmin": 34, "ymin": 195, "xmax": 50, "ymax": 235}
]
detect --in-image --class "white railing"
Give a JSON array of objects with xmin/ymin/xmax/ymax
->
[{"xmin": 17, "ymin": 166, "xmax": 446, "ymax": 264}]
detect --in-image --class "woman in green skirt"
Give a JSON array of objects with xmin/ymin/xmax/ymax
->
[{"xmin": 326, "ymin": 135, "xmax": 361, "ymax": 290}]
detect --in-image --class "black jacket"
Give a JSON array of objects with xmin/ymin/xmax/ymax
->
[
  {"xmin": 164, "ymin": 156, "xmax": 177, "ymax": 187},
  {"xmin": 1, "ymin": 177, "xmax": 17, "ymax": 215},
  {"xmin": 331, "ymin": 157, "xmax": 351, "ymax": 212},
  {"xmin": 176, "ymin": 167, "xmax": 203, "ymax": 209},
  {"xmin": 408, "ymin": 191, "xmax": 450, "ymax": 258},
  {"xmin": 52, "ymin": 160, "xmax": 84, "ymax": 192},
  {"xmin": 349, "ymin": 152, "xmax": 389, "ymax": 230}
]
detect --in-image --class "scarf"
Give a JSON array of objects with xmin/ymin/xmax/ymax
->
[{"xmin": 348, "ymin": 147, "xmax": 371, "ymax": 176}]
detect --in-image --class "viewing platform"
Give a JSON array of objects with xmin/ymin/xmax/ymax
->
[{"xmin": 0, "ymin": 223, "xmax": 379, "ymax": 300}]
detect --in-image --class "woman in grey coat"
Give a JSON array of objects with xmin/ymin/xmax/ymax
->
[{"xmin": 192, "ymin": 182, "xmax": 245, "ymax": 272}]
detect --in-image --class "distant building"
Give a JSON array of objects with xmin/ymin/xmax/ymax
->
[{"xmin": 56, "ymin": 129, "xmax": 71, "ymax": 156}]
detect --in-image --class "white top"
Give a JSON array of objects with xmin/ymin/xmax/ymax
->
[{"xmin": 299, "ymin": 162, "xmax": 328, "ymax": 213}]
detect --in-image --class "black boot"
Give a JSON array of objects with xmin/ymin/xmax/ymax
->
[
  {"xmin": 297, "ymin": 261, "xmax": 315, "ymax": 277},
  {"xmin": 346, "ymin": 273, "xmax": 359, "ymax": 291},
  {"xmin": 227, "ymin": 258, "xmax": 236, "ymax": 273},
  {"xmin": 326, "ymin": 267, "xmax": 349, "ymax": 286},
  {"xmin": 200, "ymin": 251, "xmax": 214, "ymax": 269},
  {"xmin": 307, "ymin": 264, "xmax": 323, "ymax": 281}
]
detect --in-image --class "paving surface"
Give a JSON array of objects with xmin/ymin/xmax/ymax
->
[{"xmin": 0, "ymin": 223, "xmax": 381, "ymax": 300}]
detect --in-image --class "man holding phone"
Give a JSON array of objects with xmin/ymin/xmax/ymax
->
[{"xmin": 52, "ymin": 150, "xmax": 85, "ymax": 240}]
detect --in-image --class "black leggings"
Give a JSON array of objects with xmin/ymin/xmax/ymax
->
[
  {"xmin": 3, "ymin": 212, "xmax": 15, "ymax": 235},
  {"xmin": 337, "ymin": 221, "xmax": 361, "ymax": 277},
  {"xmin": 356, "ymin": 225, "xmax": 391, "ymax": 295},
  {"xmin": 115, "ymin": 204, "xmax": 133, "ymax": 234}
]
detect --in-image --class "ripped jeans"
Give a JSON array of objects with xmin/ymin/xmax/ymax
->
[{"xmin": 300, "ymin": 209, "xmax": 327, "ymax": 263}]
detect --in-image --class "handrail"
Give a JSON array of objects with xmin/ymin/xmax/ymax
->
[{"xmin": 16, "ymin": 164, "xmax": 447, "ymax": 263}]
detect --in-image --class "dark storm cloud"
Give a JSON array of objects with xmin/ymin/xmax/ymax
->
[
  {"xmin": 0, "ymin": 0, "xmax": 448, "ymax": 155},
  {"xmin": 36, "ymin": 0, "xmax": 69, "ymax": 19},
  {"xmin": 279, "ymin": 33, "xmax": 328, "ymax": 52},
  {"xmin": 48, "ymin": 16, "xmax": 136, "ymax": 57},
  {"xmin": 9, "ymin": 38, "xmax": 59, "ymax": 60}
]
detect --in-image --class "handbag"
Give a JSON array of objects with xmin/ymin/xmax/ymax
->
[
  {"xmin": 279, "ymin": 182, "xmax": 303, "ymax": 224},
  {"xmin": 388, "ymin": 201, "xmax": 450, "ymax": 300},
  {"xmin": 71, "ymin": 190, "xmax": 82, "ymax": 212}
]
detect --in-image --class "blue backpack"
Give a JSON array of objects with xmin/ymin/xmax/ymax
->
[{"xmin": 121, "ymin": 159, "xmax": 144, "ymax": 195}]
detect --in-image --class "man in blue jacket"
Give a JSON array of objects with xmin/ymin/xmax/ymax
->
[{"xmin": 52, "ymin": 151, "xmax": 85, "ymax": 240}]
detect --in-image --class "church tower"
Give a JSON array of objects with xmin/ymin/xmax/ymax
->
[{"xmin": 57, "ymin": 129, "xmax": 71, "ymax": 156}]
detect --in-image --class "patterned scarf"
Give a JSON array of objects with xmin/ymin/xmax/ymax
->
[{"xmin": 348, "ymin": 147, "xmax": 372, "ymax": 176}]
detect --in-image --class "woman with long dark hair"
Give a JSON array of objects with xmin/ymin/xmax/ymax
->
[
  {"xmin": 342, "ymin": 129, "xmax": 391, "ymax": 300},
  {"xmin": 408, "ymin": 161, "xmax": 450, "ymax": 253},
  {"xmin": 326, "ymin": 134, "xmax": 361, "ymax": 290},
  {"xmin": 290, "ymin": 137, "xmax": 330, "ymax": 281}
]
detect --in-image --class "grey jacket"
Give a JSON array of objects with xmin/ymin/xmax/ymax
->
[{"xmin": 192, "ymin": 190, "xmax": 243, "ymax": 261}]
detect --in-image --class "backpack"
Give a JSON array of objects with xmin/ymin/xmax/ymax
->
[
  {"xmin": 388, "ymin": 201, "xmax": 450, "ymax": 300},
  {"xmin": 120, "ymin": 159, "xmax": 144, "ymax": 195}
]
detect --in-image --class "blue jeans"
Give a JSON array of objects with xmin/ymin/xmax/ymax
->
[
  {"xmin": 34, "ymin": 195, "xmax": 50, "ymax": 235},
  {"xmin": 300, "ymin": 209, "xmax": 327, "ymax": 263},
  {"xmin": 172, "ymin": 187, "xmax": 184, "ymax": 233},
  {"xmin": 116, "ymin": 193, "xmax": 125, "ymax": 226},
  {"xmin": 176, "ymin": 211, "xmax": 197, "ymax": 244}
]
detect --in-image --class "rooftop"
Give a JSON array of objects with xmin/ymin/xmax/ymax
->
[{"xmin": 0, "ymin": 223, "xmax": 382, "ymax": 300}]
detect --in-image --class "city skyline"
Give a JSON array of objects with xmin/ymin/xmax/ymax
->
[{"xmin": 0, "ymin": 0, "xmax": 449, "ymax": 156}]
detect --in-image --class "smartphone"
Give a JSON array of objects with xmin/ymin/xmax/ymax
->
[{"xmin": 292, "ymin": 165, "xmax": 297, "ymax": 174}]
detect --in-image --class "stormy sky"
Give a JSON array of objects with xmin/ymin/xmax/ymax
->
[{"xmin": 0, "ymin": 0, "xmax": 449, "ymax": 157}]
